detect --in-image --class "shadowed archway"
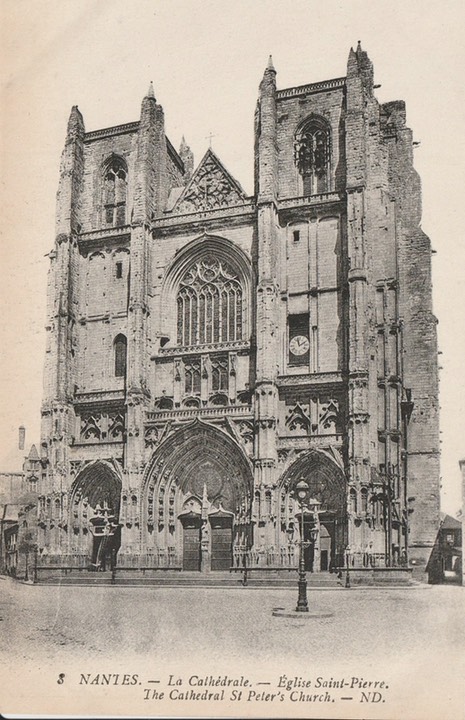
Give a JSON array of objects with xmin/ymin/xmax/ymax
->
[
  {"xmin": 141, "ymin": 420, "xmax": 253, "ymax": 570},
  {"xmin": 69, "ymin": 461, "xmax": 122, "ymax": 564},
  {"xmin": 277, "ymin": 450, "xmax": 347, "ymax": 571}
]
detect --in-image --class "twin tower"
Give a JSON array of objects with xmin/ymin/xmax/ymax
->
[{"xmin": 37, "ymin": 44, "xmax": 439, "ymax": 579}]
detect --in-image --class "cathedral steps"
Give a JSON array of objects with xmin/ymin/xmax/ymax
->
[{"xmin": 34, "ymin": 569, "xmax": 345, "ymax": 589}]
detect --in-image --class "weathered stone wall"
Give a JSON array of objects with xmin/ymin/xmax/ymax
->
[
  {"xmin": 276, "ymin": 85, "xmax": 345, "ymax": 198},
  {"xmin": 80, "ymin": 131, "xmax": 137, "ymax": 232},
  {"xmin": 384, "ymin": 99, "xmax": 440, "ymax": 564}
]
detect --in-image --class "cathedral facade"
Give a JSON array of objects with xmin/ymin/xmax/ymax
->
[{"xmin": 37, "ymin": 44, "xmax": 440, "ymax": 577}]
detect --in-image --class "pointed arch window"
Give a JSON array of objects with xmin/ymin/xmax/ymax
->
[
  {"xmin": 211, "ymin": 354, "xmax": 229, "ymax": 392},
  {"xmin": 114, "ymin": 334, "xmax": 127, "ymax": 377},
  {"xmin": 361, "ymin": 487, "xmax": 368, "ymax": 514},
  {"xmin": 349, "ymin": 487, "xmax": 357, "ymax": 514},
  {"xmin": 294, "ymin": 118, "xmax": 331, "ymax": 195},
  {"xmin": 177, "ymin": 256, "xmax": 243, "ymax": 346},
  {"xmin": 103, "ymin": 157, "xmax": 127, "ymax": 226},
  {"xmin": 184, "ymin": 356, "xmax": 201, "ymax": 395}
]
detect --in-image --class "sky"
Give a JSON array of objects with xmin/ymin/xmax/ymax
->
[{"xmin": 0, "ymin": 0, "xmax": 464, "ymax": 513}]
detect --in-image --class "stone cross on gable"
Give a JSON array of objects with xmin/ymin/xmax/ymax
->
[{"xmin": 205, "ymin": 131, "xmax": 216, "ymax": 148}]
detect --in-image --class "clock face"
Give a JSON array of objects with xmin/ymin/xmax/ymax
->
[{"xmin": 289, "ymin": 335, "xmax": 310, "ymax": 356}]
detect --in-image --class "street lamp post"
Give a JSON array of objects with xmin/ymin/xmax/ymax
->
[
  {"xmin": 345, "ymin": 545, "xmax": 351, "ymax": 588},
  {"xmin": 33, "ymin": 545, "xmax": 38, "ymax": 583},
  {"xmin": 292, "ymin": 480, "xmax": 312, "ymax": 613}
]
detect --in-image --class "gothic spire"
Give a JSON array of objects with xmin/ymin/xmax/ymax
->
[
  {"xmin": 265, "ymin": 54, "xmax": 276, "ymax": 75},
  {"xmin": 179, "ymin": 135, "xmax": 194, "ymax": 181},
  {"xmin": 146, "ymin": 81, "xmax": 156, "ymax": 100}
]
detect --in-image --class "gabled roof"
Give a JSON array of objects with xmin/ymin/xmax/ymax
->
[
  {"xmin": 28, "ymin": 444, "xmax": 39, "ymax": 461},
  {"xmin": 440, "ymin": 513, "xmax": 462, "ymax": 531},
  {"xmin": 171, "ymin": 148, "xmax": 246, "ymax": 214},
  {"xmin": 1, "ymin": 503, "xmax": 20, "ymax": 523}
]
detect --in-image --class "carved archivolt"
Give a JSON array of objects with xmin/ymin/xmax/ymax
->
[
  {"xmin": 142, "ymin": 420, "xmax": 253, "ymax": 532},
  {"xmin": 278, "ymin": 449, "xmax": 346, "ymax": 514}
]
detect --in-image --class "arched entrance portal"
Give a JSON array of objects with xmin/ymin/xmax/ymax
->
[
  {"xmin": 142, "ymin": 420, "xmax": 253, "ymax": 572},
  {"xmin": 69, "ymin": 461, "xmax": 122, "ymax": 570},
  {"xmin": 279, "ymin": 451, "xmax": 346, "ymax": 572}
]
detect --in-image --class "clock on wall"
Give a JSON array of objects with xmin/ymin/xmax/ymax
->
[{"xmin": 289, "ymin": 335, "xmax": 310, "ymax": 356}]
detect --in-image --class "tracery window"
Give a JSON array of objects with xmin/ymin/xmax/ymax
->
[
  {"xmin": 294, "ymin": 118, "xmax": 331, "ymax": 196},
  {"xmin": 184, "ymin": 356, "xmax": 201, "ymax": 395},
  {"xmin": 104, "ymin": 157, "xmax": 127, "ymax": 226},
  {"xmin": 177, "ymin": 256, "xmax": 243, "ymax": 346},
  {"xmin": 211, "ymin": 354, "xmax": 229, "ymax": 392}
]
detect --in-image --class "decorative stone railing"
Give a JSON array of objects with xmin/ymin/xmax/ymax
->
[
  {"xmin": 116, "ymin": 550, "xmax": 180, "ymax": 569},
  {"xmin": 346, "ymin": 551, "xmax": 407, "ymax": 569},
  {"xmin": 276, "ymin": 77, "xmax": 345, "ymax": 99},
  {"xmin": 156, "ymin": 339, "xmax": 250, "ymax": 357},
  {"xmin": 232, "ymin": 545, "xmax": 298, "ymax": 569},
  {"xmin": 146, "ymin": 404, "xmax": 252, "ymax": 422},
  {"xmin": 278, "ymin": 192, "xmax": 343, "ymax": 209},
  {"xmin": 37, "ymin": 554, "xmax": 88, "ymax": 568}
]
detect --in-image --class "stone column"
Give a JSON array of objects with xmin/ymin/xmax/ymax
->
[
  {"xmin": 125, "ymin": 86, "xmax": 169, "ymax": 554},
  {"xmin": 41, "ymin": 107, "xmax": 84, "ymax": 536},
  {"xmin": 345, "ymin": 45, "xmax": 372, "ymax": 555},
  {"xmin": 253, "ymin": 58, "xmax": 280, "ymax": 558}
]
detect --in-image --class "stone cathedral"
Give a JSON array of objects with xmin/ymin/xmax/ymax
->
[{"xmin": 37, "ymin": 44, "xmax": 440, "ymax": 579}]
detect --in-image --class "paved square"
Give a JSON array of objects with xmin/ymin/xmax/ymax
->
[{"xmin": 1, "ymin": 578, "xmax": 464, "ymax": 719}]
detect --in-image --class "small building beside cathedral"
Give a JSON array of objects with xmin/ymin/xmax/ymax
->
[{"xmin": 36, "ymin": 44, "xmax": 440, "ymax": 580}]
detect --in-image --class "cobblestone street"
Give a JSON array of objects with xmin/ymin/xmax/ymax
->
[{"xmin": 1, "ymin": 576, "xmax": 464, "ymax": 718}]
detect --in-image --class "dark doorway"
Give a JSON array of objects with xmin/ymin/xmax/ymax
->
[
  {"xmin": 319, "ymin": 523, "xmax": 332, "ymax": 572},
  {"xmin": 320, "ymin": 550, "xmax": 329, "ymax": 571},
  {"xmin": 299, "ymin": 513, "xmax": 315, "ymax": 572},
  {"xmin": 210, "ymin": 514, "xmax": 233, "ymax": 571},
  {"xmin": 304, "ymin": 539, "xmax": 315, "ymax": 572},
  {"xmin": 70, "ymin": 462, "xmax": 122, "ymax": 568},
  {"xmin": 181, "ymin": 512, "xmax": 201, "ymax": 571}
]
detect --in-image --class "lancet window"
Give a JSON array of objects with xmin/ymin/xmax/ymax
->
[
  {"xmin": 177, "ymin": 256, "xmax": 243, "ymax": 347},
  {"xmin": 114, "ymin": 334, "xmax": 127, "ymax": 378},
  {"xmin": 294, "ymin": 118, "xmax": 331, "ymax": 195},
  {"xmin": 103, "ymin": 157, "xmax": 127, "ymax": 226},
  {"xmin": 184, "ymin": 356, "xmax": 201, "ymax": 395},
  {"xmin": 211, "ymin": 354, "xmax": 229, "ymax": 392}
]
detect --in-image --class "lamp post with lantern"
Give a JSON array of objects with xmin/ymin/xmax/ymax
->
[{"xmin": 292, "ymin": 479, "xmax": 320, "ymax": 613}]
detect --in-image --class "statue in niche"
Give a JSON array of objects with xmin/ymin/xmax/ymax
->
[{"xmin": 200, "ymin": 519, "xmax": 211, "ymax": 573}]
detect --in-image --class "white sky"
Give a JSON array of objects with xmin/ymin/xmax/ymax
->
[{"xmin": 0, "ymin": 0, "xmax": 464, "ymax": 514}]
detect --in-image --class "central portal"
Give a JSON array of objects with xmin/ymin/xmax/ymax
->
[
  {"xmin": 143, "ymin": 420, "xmax": 253, "ymax": 573},
  {"xmin": 180, "ymin": 504, "xmax": 234, "ymax": 572}
]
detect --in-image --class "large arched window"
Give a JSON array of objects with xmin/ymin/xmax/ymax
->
[
  {"xmin": 176, "ymin": 255, "xmax": 243, "ymax": 346},
  {"xmin": 294, "ymin": 118, "xmax": 331, "ymax": 196},
  {"xmin": 114, "ymin": 334, "xmax": 127, "ymax": 377},
  {"xmin": 103, "ymin": 157, "xmax": 127, "ymax": 226}
]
